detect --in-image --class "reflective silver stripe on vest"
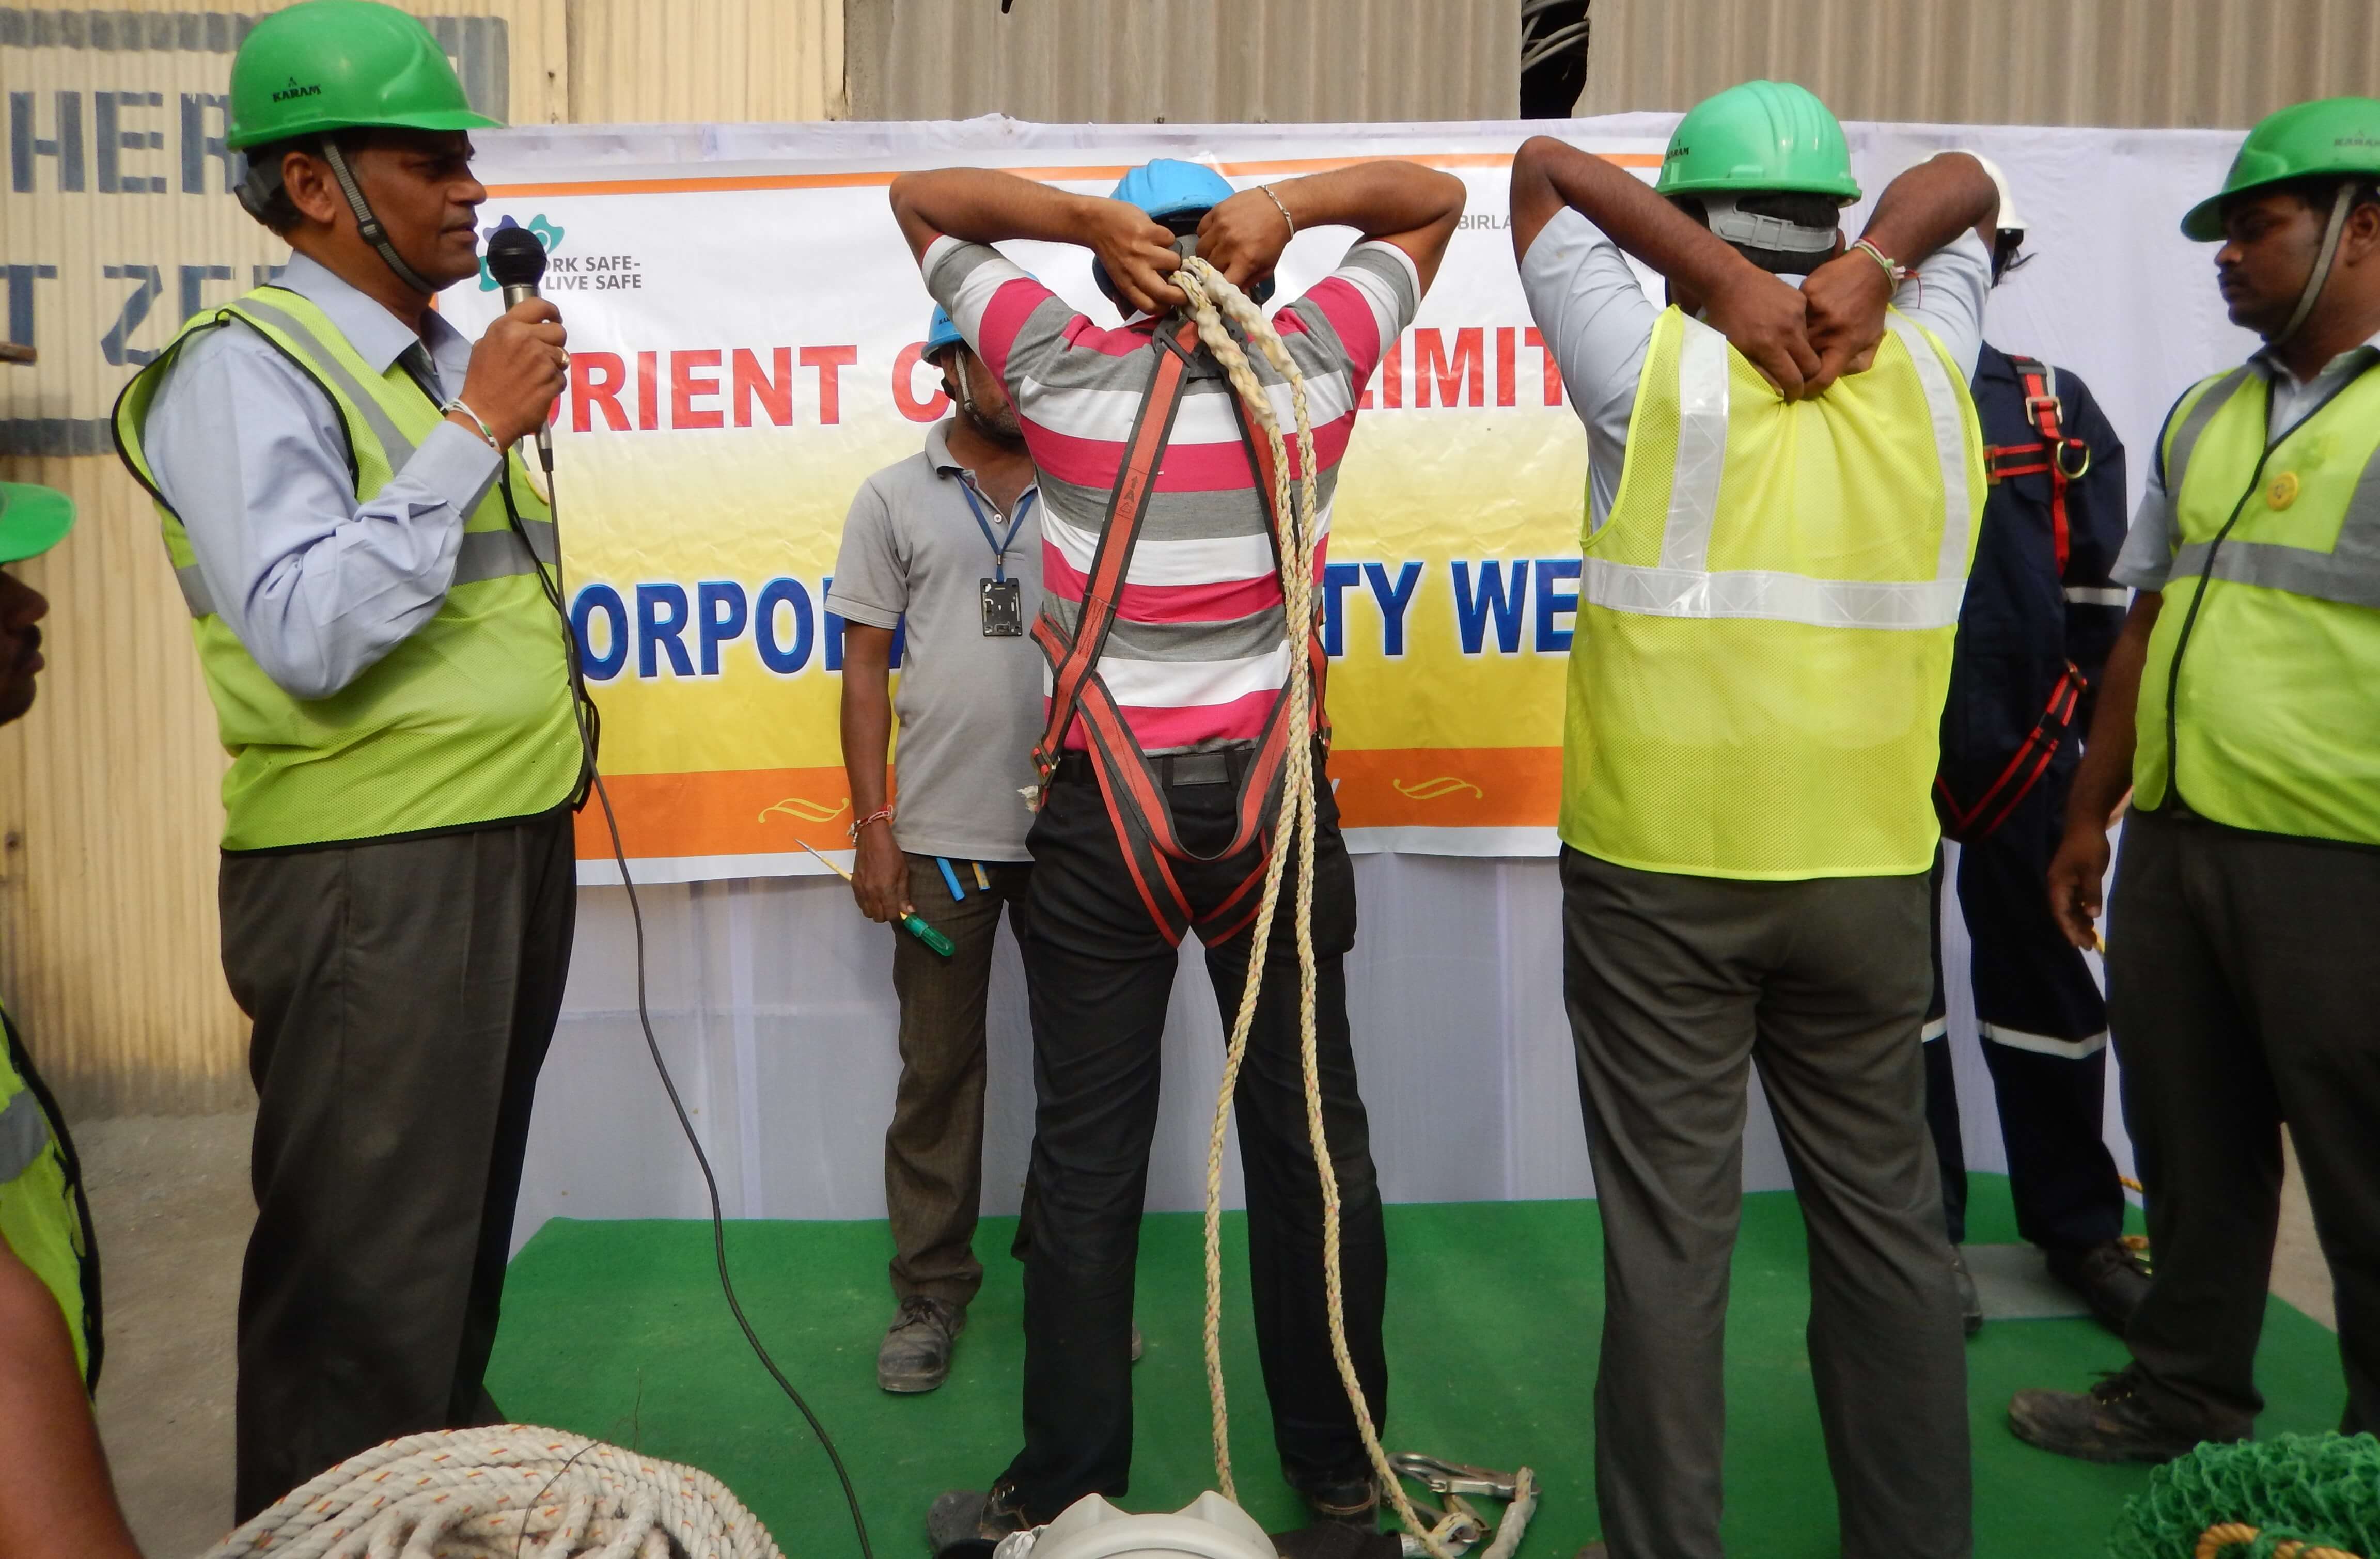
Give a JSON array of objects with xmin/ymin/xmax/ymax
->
[
  {"xmin": 1889, "ymin": 314, "xmax": 1978, "ymax": 585},
  {"xmin": 235, "ymin": 295, "xmax": 421, "ymax": 469},
  {"xmin": 176, "ymin": 563, "xmax": 217, "ymax": 618},
  {"xmin": 1661, "ymin": 321, "xmax": 1731, "ymax": 572},
  {"xmin": 1582, "ymin": 312, "xmax": 1974, "ymax": 631},
  {"xmin": 0, "ymin": 1088, "xmax": 51, "ymax": 1183},
  {"xmin": 2164, "ymin": 367, "xmax": 2258, "ymax": 497},
  {"xmin": 452, "ymin": 520, "xmax": 558, "ymax": 588},
  {"xmin": 176, "ymin": 521, "xmax": 556, "ymax": 619}
]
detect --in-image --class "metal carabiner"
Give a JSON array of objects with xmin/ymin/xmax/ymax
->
[{"xmin": 1388, "ymin": 1452, "xmax": 1522, "ymax": 1502}]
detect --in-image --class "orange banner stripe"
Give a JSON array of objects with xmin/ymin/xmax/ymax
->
[
  {"xmin": 489, "ymin": 151, "xmax": 1659, "ymax": 200},
  {"xmin": 573, "ymin": 746, "xmax": 1563, "ymax": 862}
]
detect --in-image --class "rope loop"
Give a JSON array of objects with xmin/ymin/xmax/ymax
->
[{"xmin": 200, "ymin": 1426, "xmax": 785, "ymax": 1559}]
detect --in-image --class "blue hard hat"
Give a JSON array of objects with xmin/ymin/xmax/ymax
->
[
  {"xmin": 1096, "ymin": 159, "xmax": 1272, "ymax": 309},
  {"xmin": 1110, "ymin": 158, "xmax": 1237, "ymax": 225},
  {"xmin": 925, "ymin": 305, "xmax": 964, "ymax": 361}
]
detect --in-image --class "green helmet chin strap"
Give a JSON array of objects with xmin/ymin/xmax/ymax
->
[
  {"xmin": 318, "ymin": 138, "xmax": 442, "ymax": 297},
  {"xmin": 2275, "ymin": 181, "xmax": 2358, "ymax": 348}
]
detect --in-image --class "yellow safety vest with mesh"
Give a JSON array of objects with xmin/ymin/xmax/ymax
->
[
  {"xmin": 1564, "ymin": 306, "xmax": 1986, "ymax": 879},
  {"xmin": 0, "ymin": 1008, "xmax": 98, "ymax": 1389},
  {"xmin": 113, "ymin": 287, "xmax": 579, "ymax": 852},
  {"xmin": 2135, "ymin": 359, "xmax": 2380, "ymax": 846}
]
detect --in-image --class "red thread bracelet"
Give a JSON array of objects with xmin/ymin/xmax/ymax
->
[{"xmin": 850, "ymin": 805, "xmax": 895, "ymax": 841}]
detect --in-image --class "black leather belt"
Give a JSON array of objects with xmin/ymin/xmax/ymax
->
[{"xmin": 1052, "ymin": 744, "xmax": 1255, "ymax": 789}]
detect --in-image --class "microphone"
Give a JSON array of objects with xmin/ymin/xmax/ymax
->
[{"xmin": 483, "ymin": 226, "xmax": 555, "ymax": 473}]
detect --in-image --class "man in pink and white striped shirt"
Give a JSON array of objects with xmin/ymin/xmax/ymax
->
[{"xmin": 890, "ymin": 158, "xmax": 1460, "ymax": 1547}]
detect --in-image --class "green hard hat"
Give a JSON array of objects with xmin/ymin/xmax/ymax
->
[
  {"xmin": 226, "ymin": 0, "xmax": 499, "ymax": 151},
  {"xmin": 0, "ymin": 483, "xmax": 74, "ymax": 565},
  {"xmin": 1657, "ymin": 80, "xmax": 1862, "ymax": 204},
  {"xmin": 2182, "ymin": 96, "xmax": 2380, "ymax": 241}
]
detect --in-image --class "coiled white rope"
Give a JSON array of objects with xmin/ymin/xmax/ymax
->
[
  {"xmin": 1176, "ymin": 255, "xmax": 1449, "ymax": 1559},
  {"xmin": 201, "ymin": 1425, "xmax": 785, "ymax": 1559}
]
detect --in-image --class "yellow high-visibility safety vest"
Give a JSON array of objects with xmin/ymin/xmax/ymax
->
[
  {"xmin": 1563, "ymin": 306, "xmax": 1986, "ymax": 880},
  {"xmin": 113, "ymin": 286, "xmax": 581, "ymax": 853},
  {"xmin": 2136, "ymin": 359, "xmax": 2380, "ymax": 846},
  {"xmin": 0, "ymin": 1010, "xmax": 99, "ymax": 1388}
]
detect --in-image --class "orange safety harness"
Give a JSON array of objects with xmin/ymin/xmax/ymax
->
[
  {"xmin": 1938, "ymin": 356, "xmax": 2096, "ymax": 843},
  {"xmin": 1029, "ymin": 319, "xmax": 1328, "ymax": 947}
]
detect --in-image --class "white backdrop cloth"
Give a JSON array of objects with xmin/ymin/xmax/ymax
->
[{"xmin": 508, "ymin": 112, "xmax": 2259, "ymax": 1248}]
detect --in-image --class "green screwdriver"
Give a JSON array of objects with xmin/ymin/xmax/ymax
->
[{"xmin": 799, "ymin": 841, "xmax": 955, "ymax": 956}]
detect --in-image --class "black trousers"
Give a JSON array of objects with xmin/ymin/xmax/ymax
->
[
  {"xmin": 999, "ymin": 757, "xmax": 1386, "ymax": 1520},
  {"xmin": 1924, "ymin": 766, "xmax": 2125, "ymax": 1249},
  {"xmin": 2110, "ymin": 810, "xmax": 2380, "ymax": 1434},
  {"xmin": 221, "ymin": 810, "xmax": 577, "ymax": 1520}
]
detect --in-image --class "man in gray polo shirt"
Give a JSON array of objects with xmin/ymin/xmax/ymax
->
[{"xmin": 830, "ymin": 307, "xmax": 1043, "ymax": 1393}]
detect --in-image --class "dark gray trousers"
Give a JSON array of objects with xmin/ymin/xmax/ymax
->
[
  {"xmin": 1560, "ymin": 846, "xmax": 1971, "ymax": 1559},
  {"xmin": 2110, "ymin": 810, "xmax": 2380, "ymax": 1434},
  {"xmin": 222, "ymin": 811, "xmax": 576, "ymax": 1521},
  {"xmin": 886, "ymin": 853, "xmax": 1030, "ymax": 1309}
]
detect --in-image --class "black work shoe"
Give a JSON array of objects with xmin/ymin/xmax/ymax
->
[
  {"xmin": 926, "ymin": 1483, "xmax": 1029, "ymax": 1559},
  {"xmin": 879, "ymin": 1295, "xmax": 965, "ymax": 1394},
  {"xmin": 2008, "ymin": 1366, "xmax": 2246, "ymax": 1464},
  {"xmin": 1292, "ymin": 1472, "xmax": 1380, "ymax": 1530},
  {"xmin": 2046, "ymin": 1239, "xmax": 2153, "ymax": 1336},
  {"xmin": 1952, "ymin": 1249, "xmax": 1984, "ymax": 1337}
]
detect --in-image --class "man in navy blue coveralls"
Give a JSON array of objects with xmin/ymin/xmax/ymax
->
[{"xmin": 1922, "ymin": 166, "xmax": 2150, "ymax": 1335}]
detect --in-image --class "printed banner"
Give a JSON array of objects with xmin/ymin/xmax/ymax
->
[{"xmin": 443, "ymin": 126, "xmax": 1668, "ymax": 883}]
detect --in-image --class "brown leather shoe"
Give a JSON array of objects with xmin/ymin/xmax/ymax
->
[{"xmin": 2008, "ymin": 1366, "xmax": 2247, "ymax": 1463}]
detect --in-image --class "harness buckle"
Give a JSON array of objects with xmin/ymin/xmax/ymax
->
[
  {"xmin": 2025, "ymin": 391, "xmax": 2064, "ymax": 426},
  {"xmin": 2054, "ymin": 437, "xmax": 2092, "ymax": 480}
]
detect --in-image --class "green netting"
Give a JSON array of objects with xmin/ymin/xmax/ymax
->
[{"xmin": 2111, "ymin": 1434, "xmax": 2380, "ymax": 1558}]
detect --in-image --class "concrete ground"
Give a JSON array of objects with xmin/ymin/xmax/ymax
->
[{"xmin": 73, "ymin": 1111, "xmax": 2342, "ymax": 1559}]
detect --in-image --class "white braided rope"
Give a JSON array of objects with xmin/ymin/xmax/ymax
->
[
  {"xmin": 1177, "ymin": 256, "xmax": 1449, "ymax": 1559},
  {"xmin": 201, "ymin": 1425, "xmax": 785, "ymax": 1559}
]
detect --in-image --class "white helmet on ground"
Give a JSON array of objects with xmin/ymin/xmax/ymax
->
[{"xmin": 996, "ymin": 1493, "xmax": 1279, "ymax": 1559}]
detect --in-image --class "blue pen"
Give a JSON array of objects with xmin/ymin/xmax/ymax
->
[{"xmin": 936, "ymin": 856, "xmax": 967, "ymax": 901}]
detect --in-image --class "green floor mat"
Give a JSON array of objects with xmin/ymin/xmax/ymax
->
[{"xmin": 488, "ymin": 1176, "xmax": 2344, "ymax": 1559}]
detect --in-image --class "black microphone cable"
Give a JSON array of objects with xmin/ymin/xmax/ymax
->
[{"xmin": 494, "ymin": 422, "xmax": 876, "ymax": 1559}]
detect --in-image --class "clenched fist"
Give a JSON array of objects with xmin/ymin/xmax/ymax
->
[{"xmin": 456, "ymin": 298, "xmax": 568, "ymax": 449}]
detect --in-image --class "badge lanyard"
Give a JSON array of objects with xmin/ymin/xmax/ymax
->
[{"xmin": 956, "ymin": 479, "xmax": 1034, "ymax": 583}]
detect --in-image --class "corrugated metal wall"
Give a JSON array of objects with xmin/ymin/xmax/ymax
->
[
  {"xmin": 847, "ymin": 0, "xmax": 1520, "ymax": 123},
  {"xmin": 567, "ymin": 0, "xmax": 842, "ymax": 123},
  {"xmin": 0, "ymin": 0, "xmax": 837, "ymax": 1114},
  {"xmin": 1579, "ymin": 0, "xmax": 2380, "ymax": 130}
]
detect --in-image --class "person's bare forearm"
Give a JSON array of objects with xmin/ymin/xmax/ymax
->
[
  {"xmin": 890, "ymin": 168, "xmax": 1101, "ymax": 258},
  {"xmin": 2068, "ymin": 594, "xmax": 2160, "ymax": 832},
  {"xmin": 1510, "ymin": 135, "xmax": 1759, "ymax": 300},
  {"xmin": 0, "ymin": 1249, "xmax": 142, "ymax": 1559},
  {"xmin": 1271, "ymin": 161, "xmax": 1464, "ymax": 246},
  {"xmin": 839, "ymin": 629, "xmax": 896, "ymax": 821},
  {"xmin": 1856, "ymin": 151, "xmax": 1999, "ymax": 270}
]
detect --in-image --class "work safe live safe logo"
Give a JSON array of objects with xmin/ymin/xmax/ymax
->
[{"xmin": 477, "ymin": 214, "xmax": 568, "ymax": 290}]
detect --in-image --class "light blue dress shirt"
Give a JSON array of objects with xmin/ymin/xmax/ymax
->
[
  {"xmin": 143, "ymin": 251, "xmax": 504, "ymax": 700},
  {"xmin": 1517, "ymin": 209, "xmax": 1993, "ymax": 532}
]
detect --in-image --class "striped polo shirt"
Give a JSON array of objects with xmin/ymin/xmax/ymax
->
[{"xmin": 923, "ymin": 234, "xmax": 1421, "ymax": 753}]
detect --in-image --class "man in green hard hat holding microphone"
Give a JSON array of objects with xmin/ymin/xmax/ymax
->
[
  {"xmin": 1513, "ymin": 80, "xmax": 1997, "ymax": 1556},
  {"xmin": 111, "ymin": 1, "xmax": 580, "ymax": 1517},
  {"xmin": 2012, "ymin": 97, "xmax": 2380, "ymax": 1464}
]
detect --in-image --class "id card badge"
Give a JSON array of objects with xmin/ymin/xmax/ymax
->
[{"xmin": 980, "ymin": 577, "xmax": 1025, "ymax": 637}]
